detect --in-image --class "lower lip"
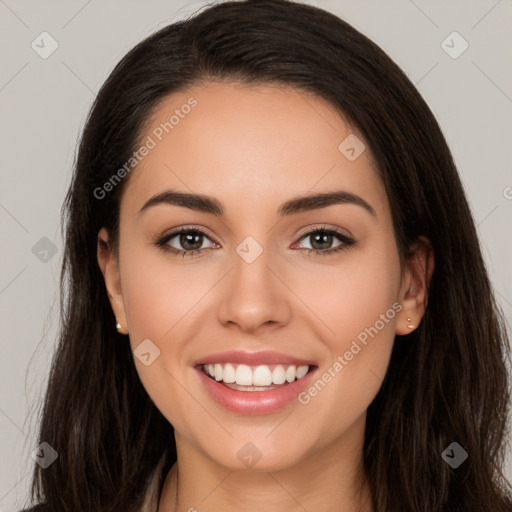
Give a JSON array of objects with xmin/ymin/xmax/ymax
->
[{"xmin": 195, "ymin": 366, "xmax": 318, "ymax": 415}]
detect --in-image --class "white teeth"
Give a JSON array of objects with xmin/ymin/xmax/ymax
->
[
  {"xmin": 222, "ymin": 363, "xmax": 236, "ymax": 383},
  {"xmin": 203, "ymin": 363, "xmax": 310, "ymax": 386},
  {"xmin": 272, "ymin": 365, "xmax": 286, "ymax": 385},
  {"xmin": 252, "ymin": 365, "xmax": 273, "ymax": 386},
  {"xmin": 214, "ymin": 363, "xmax": 223, "ymax": 381},
  {"xmin": 296, "ymin": 365, "xmax": 309, "ymax": 379},
  {"xmin": 285, "ymin": 365, "xmax": 296, "ymax": 383},
  {"xmin": 235, "ymin": 364, "xmax": 253, "ymax": 385}
]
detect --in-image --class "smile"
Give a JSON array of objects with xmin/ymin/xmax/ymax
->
[
  {"xmin": 201, "ymin": 363, "xmax": 311, "ymax": 390},
  {"xmin": 194, "ymin": 351, "xmax": 318, "ymax": 414}
]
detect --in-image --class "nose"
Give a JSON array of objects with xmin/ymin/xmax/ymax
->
[{"xmin": 217, "ymin": 242, "xmax": 292, "ymax": 334}]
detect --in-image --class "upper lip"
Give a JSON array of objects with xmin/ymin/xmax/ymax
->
[{"xmin": 194, "ymin": 350, "xmax": 316, "ymax": 367}]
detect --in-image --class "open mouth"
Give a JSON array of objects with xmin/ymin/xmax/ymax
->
[{"xmin": 200, "ymin": 363, "xmax": 316, "ymax": 392}]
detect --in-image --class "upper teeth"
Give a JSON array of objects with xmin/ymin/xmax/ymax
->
[{"xmin": 203, "ymin": 363, "xmax": 309, "ymax": 386}]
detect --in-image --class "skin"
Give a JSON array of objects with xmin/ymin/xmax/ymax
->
[{"xmin": 97, "ymin": 82, "xmax": 434, "ymax": 512}]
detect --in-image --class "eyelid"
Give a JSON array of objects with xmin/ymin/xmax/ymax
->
[
  {"xmin": 294, "ymin": 223, "xmax": 353, "ymax": 240},
  {"xmin": 158, "ymin": 224, "xmax": 219, "ymax": 243}
]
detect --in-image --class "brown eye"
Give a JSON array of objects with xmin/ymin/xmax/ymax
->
[
  {"xmin": 295, "ymin": 228, "xmax": 355, "ymax": 256},
  {"xmin": 177, "ymin": 231, "xmax": 204, "ymax": 251},
  {"xmin": 156, "ymin": 227, "xmax": 217, "ymax": 257}
]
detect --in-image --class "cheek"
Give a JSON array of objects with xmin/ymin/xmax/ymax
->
[
  {"xmin": 293, "ymin": 234, "xmax": 401, "ymax": 424},
  {"xmin": 294, "ymin": 231, "xmax": 401, "ymax": 348},
  {"xmin": 120, "ymin": 240, "xmax": 209, "ymax": 341},
  {"xmin": 118, "ymin": 242, "xmax": 208, "ymax": 388}
]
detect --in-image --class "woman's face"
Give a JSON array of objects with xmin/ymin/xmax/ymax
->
[{"xmin": 99, "ymin": 82, "xmax": 422, "ymax": 472}]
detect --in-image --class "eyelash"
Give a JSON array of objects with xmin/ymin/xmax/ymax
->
[{"xmin": 155, "ymin": 225, "xmax": 355, "ymax": 258}]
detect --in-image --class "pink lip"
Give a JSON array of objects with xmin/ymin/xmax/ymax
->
[
  {"xmin": 194, "ymin": 350, "xmax": 316, "ymax": 367},
  {"xmin": 195, "ymin": 365, "xmax": 318, "ymax": 415}
]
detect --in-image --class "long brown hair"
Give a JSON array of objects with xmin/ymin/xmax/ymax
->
[{"xmin": 26, "ymin": 0, "xmax": 512, "ymax": 510}]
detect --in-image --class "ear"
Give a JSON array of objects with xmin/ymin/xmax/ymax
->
[
  {"xmin": 97, "ymin": 227, "xmax": 128, "ymax": 332},
  {"xmin": 396, "ymin": 236, "xmax": 435, "ymax": 335}
]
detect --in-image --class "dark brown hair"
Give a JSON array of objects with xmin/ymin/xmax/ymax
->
[{"xmin": 25, "ymin": 0, "xmax": 512, "ymax": 510}]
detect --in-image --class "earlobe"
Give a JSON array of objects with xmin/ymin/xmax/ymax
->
[
  {"xmin": 97, "ymin": 227, "xmax": 128, "ymax": 332},
  {"xmin": 115, "ymin": 318, "xmax": 129, "ymax": 335},
  {"xmin": 396, "ymin": 236, "xmax": 434, "ymax": 335}
]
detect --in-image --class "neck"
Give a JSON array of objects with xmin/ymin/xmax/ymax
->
[{"xmin": 158, "ymin": 416, "xmax": 373, "ymax": 512}]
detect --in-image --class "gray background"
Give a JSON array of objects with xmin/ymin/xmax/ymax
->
[{"xmin": 1, "ymin": 0, "xmax": 511, "ymax": 510}]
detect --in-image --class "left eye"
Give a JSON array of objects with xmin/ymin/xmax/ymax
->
[{"xmin": 296, "ymin": 230, "xmax": 347, "ymax": 251}]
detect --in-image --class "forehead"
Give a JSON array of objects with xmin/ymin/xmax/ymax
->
[{"xmin": 122, "ymin": 82, "xmax": 388, "ymax": 220}]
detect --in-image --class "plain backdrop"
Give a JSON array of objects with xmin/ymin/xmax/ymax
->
[{"xmin": 1, "ymin": 0, "xmax": 511, "ymax": 510}]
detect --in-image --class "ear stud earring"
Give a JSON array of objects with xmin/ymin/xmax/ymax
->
[
  {"xmin": 116, "ymin": 318, "xmax": 128, "ymax": 335},
  {"xmin": 407, "ymin": 317, "xmax": 415, "ymax": 329}
]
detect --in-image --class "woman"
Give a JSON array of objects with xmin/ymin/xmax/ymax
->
[{"xmin": 21, "ymin": 0, "xmax": 512, "ymax": 510}]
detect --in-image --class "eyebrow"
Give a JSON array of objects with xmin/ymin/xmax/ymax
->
[{"xmin": 139, "ymin": 189, "xmax": 376, "ymax": 218}]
